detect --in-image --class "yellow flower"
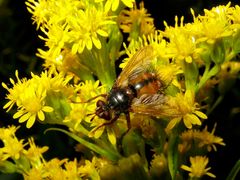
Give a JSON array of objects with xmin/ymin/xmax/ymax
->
[
  {"xmin": 63, "ymin": 159, "xmax": 80, "ymax": 179},
  {"xmin": 31, "ymin": 71, "xmax": 73, "ymax": 93},
  {"xmin": 150, "ymin": 154, "xmax": 168, "ymax": 177},
  {"xmin": 118, "ymin": 2, "xmax": 155, "ymax": 41},
  {"xmin": 179, "ymin": 124, "xmax": 225, "ymax": 152},
  {"xmin": 79, "ymin": 157, "xmax": 101, "ymax": 180},
  {"xmin": 119, "ymin": 32, "xmax": 168, "ymax": 69},
  {"xmin": 165, "ymin": 90, "xmax": 207, "ymax": 132},
  {"xmin": 75, "ymin": 80, "xmax": 107, "ymax": 102},
  {"xmin": 193, "ymin": 3, "xmax": 233, "ymax": 44},
  {"xmin": 181, "ymin": 156, "xmax": 216, "ymax": 178},
  {"xmin": 12, "ymin": 84, "xmax": 53, "ymax": 128},
  {"xmin": 229, "ymin": 5, "xmax": 240, "ymax": 25},
  {"xmin": 24, "ymin": 137, "xmax": 49, "ymax": 167},
  {"xmin": 154, "ymin": 63, "xmax": 183, "ymax": 87},
  {"xmin": 39, "ymin": 48, "xmax": 84, "ymax": 78},
  {"xmin": 43, "ymin": 158, "xmax": 67, "ymax": 179},
  {"xmin": 23, "ymin": 166, "xmax": 44, "ymax": 180},
  {"xmin": 89, "ymin": 116, "xmax": 118, "ymax": 145},
  {"xmin": 68, "ymin": 80, "xmax": 106, "ymax": 132},
  {"xmin": 69, "ymin": 5, "xmax": 115, "ymax": 53},
  {"xmin": 195, "ymin": 124, "xmax": 226, "ymax": 151},
  {"xmin": 0, "ymin": 125, "xmax": 19, "ymax": 140},
  {"xmin": 0, "ymin": 126, "xmax": 26, "ymax": 160},
  {"xmin": 163, "ymin": 16, "xmax": 202, "ymax": 64},
  {"xmin": 25, "ymin": 0, "xmax": 49, "ymax": 29},
  {"xmin": 2, "ymin": 71, "xmax": 76, "ymax": 128},
  {"xmin": 71, "ymin": 80, "xmax": 118, "ymax": 145},
  {"xmin": 105, "ymin": 0, "xmax": 134, "ymax": 12},
  {"xmin": 27, "ymin": 0, "xmax": 116, "ymax": 60},
  {"xmin": 2, "ymin": 70, "xmax": 29, "ymax": 112},
  {"xmin": 38, "ymin": 24, "xmax": 70, "ymax": 62},
  {"xmin": 63, "ymin": 103, "xmax": 88, "ymax": 130}
]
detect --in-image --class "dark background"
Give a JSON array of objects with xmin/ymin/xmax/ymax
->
[{"xmin": 0, "ymin": 0, "xmax": 239, "ymax": 179}]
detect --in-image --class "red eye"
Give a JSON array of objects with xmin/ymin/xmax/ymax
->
[{"xmin": 96, "ymin": 100, "xmax": 105, "ymax": 107}]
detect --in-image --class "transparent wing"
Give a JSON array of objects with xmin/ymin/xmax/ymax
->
[
  {"xmin": 131, "ymin": 94, "xmax": 181, "ymax": 117},
  {"xmin": 115, "ymin": 45, "xmax": 155, "ymax": 87}
]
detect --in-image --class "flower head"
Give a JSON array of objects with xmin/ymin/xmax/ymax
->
[
  {"xmin": 3, "ymin": 71, "xmax": 52, "ymax": 128},
  {"xmin": 26, "ymin": 0, "xmax": 116, "ymax": 63},
  {"xmin": 193, "ymin": 3, "xmax": 233, "ymax": 44},
  {"xmin": 24, "ymin": 137, "xmax": 48, "ymax": 167},
  {"xmin": 79, "ymin": 157, "xmax": 101, "ymax": 180},
  {"xmin": 69, "ymin": 5, "xmax": 115, "ymax": 53},
  {"xmin": 179, "ymin": 124, "xmax": 225, "ymax": 153},
  {"xmin": 0, "ymin": 126, "xmax": 26, "ymax": 160},
  {"xmin": 2, "ymin": 70, "xmax": 29, "ymax": 112},
  {"xmin": 119, "ymin": 2, "xmax": 155, "ymax": 41},
  {"xmin": 105, "ymin": 0, "xmax": 134, "ymax": 12},
  {"xmin": 2, "ymin": 71, "xmax": 76, "ymax": 128},
  {"xmin": 23, "ymin": 166, "xmax": 44, "ymax": 180},
  {"xmin": 181, "ymin": 156, "xmax": 216, "ymax": 178},
  {"xmin": 164, "ymin": 16, "xmax": 202, "ymax": 64},
  {"xmin": 12, "ymin": 84, "xmax": 53, "ymax": 128},
  {"xmin": 165, "ymin": 90, "xmax": 207, "ymax": 132},
  {"xmin": 63, "ymin": 159, "xmax": 80, "ymax": 179},
  {"xmin": 195, "ymin": 124, "xmax": 226, "ymax": 151},
  {"xmin": 229, "ymin": 5, "xmax": 240, "ymax": 25}
]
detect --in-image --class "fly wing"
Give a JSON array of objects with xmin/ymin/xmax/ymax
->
[
  {"xmin": 115, "ymin": 45, "xmax": 155, "ymax": 87},
  {"xmin": 131, "ymin": 94, "xmax": 181, "ymax": 118}
]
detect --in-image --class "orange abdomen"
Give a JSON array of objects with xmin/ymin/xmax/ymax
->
[{"xmin": 129, "ymin": 73, "xmax": 162, "ymax": 97}]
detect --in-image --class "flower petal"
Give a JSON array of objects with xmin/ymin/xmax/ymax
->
[
  {"xmin": 165, "ymin": 117, "xmax": 181, "ymax": 132},
  {"xmin": 92, "ymin": 36, "xmax": 101, "ymax": 49},
  {"xmin": 42, "ymin": 106, "xmax": 54, "ymax": 112},
  {"xmin": 107, "ymin": 127, "xmax": 116, "ymax": 145},
  {"xmin": 26, "ymin": 115, "xmax": 36, "ymax": 128},
  {"xmin": 183, "ymin": 115, "xmax": 193, "ymax": 129},
  {"xmin": 38, "ymin": 110, "xmax": 45, "ymax": 121},
  {"xmin": 194, "ymin": 110, "xmax": 208, "ymax": 119},
  {"xmin": 18, "ymin": 112, "xmax": 31, "ymax": 123},
  {"xmin": 97, "ymin": 29, "xmax": 108, "ymax": 37},
  {"xmin": 13, "ymin": 110, "xmax": 25, "ymax": 119}
]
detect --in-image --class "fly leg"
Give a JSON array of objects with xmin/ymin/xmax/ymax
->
[
  {"xmin": 117, "ymin": 112, "xmax": 132, "ymax": 155},
  {"xmin": 74, "ymin": 94, "xmax": 107, "ymax": 103},
  {"xmin": 122, "ymin": 112, "xmax": 131, "ymax": 137},
  {"xmin": 92, "ymin": 114, "xmax": 120, "ymax": 133}
]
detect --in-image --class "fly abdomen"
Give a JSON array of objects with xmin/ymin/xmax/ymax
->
[{"xmin": 130, "ymin": 72, "xmax": 162, "ymax": 96}]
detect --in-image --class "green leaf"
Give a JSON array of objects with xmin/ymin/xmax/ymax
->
[
  {"xmin": 167, "ymin": 132, "xmax": 179, "ymax": 180},
  {"xmin": 0, "ymin": 161, "xmax": 17, "ymax": 173},
  {"xmin": 226, "ymin": 159, "xmax": 240, "ymax": 180}
]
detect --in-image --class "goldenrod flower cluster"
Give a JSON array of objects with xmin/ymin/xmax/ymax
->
[{"xmin": 1, "ymin": 0, "xmax": 240, "ymax": 179}]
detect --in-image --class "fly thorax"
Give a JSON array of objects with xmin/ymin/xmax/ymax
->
[{"xmin": 107, "ymin": 88, "xmax": 132, "ymax": 112}]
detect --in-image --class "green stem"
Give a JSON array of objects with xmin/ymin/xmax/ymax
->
[
  {"xmin": 183, "ymin": 61, "xmax": 198, "ymax": 92},
  {"xmin": 196, "ymin": 63, "xmax": 210, "ymax": 93},
  {"xmin": 207, "ymin": 95, "xmax": 224, "ymax": 115},
  {"xmin": 225, "ymin": 51, "xmax": 236, "ymax": 62},
  {"xmin": 226, "ymin": 159, "xmax": 240, "ymax": 180},
  {"xmin": 196, "ymin": 64, "xmax": 220, "ymax": 93},
  {"xmin": 45, "ymin": 128, "xmax": 121, "ymax": 162}
]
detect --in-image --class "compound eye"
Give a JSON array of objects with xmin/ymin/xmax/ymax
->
[
  {"xmin": 102, "ymin": 111, "xmax": 111, "ymax": 120},
  {"xmin": 96, "ymin": 100, "xmax": 105, "ymax": 107}
]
